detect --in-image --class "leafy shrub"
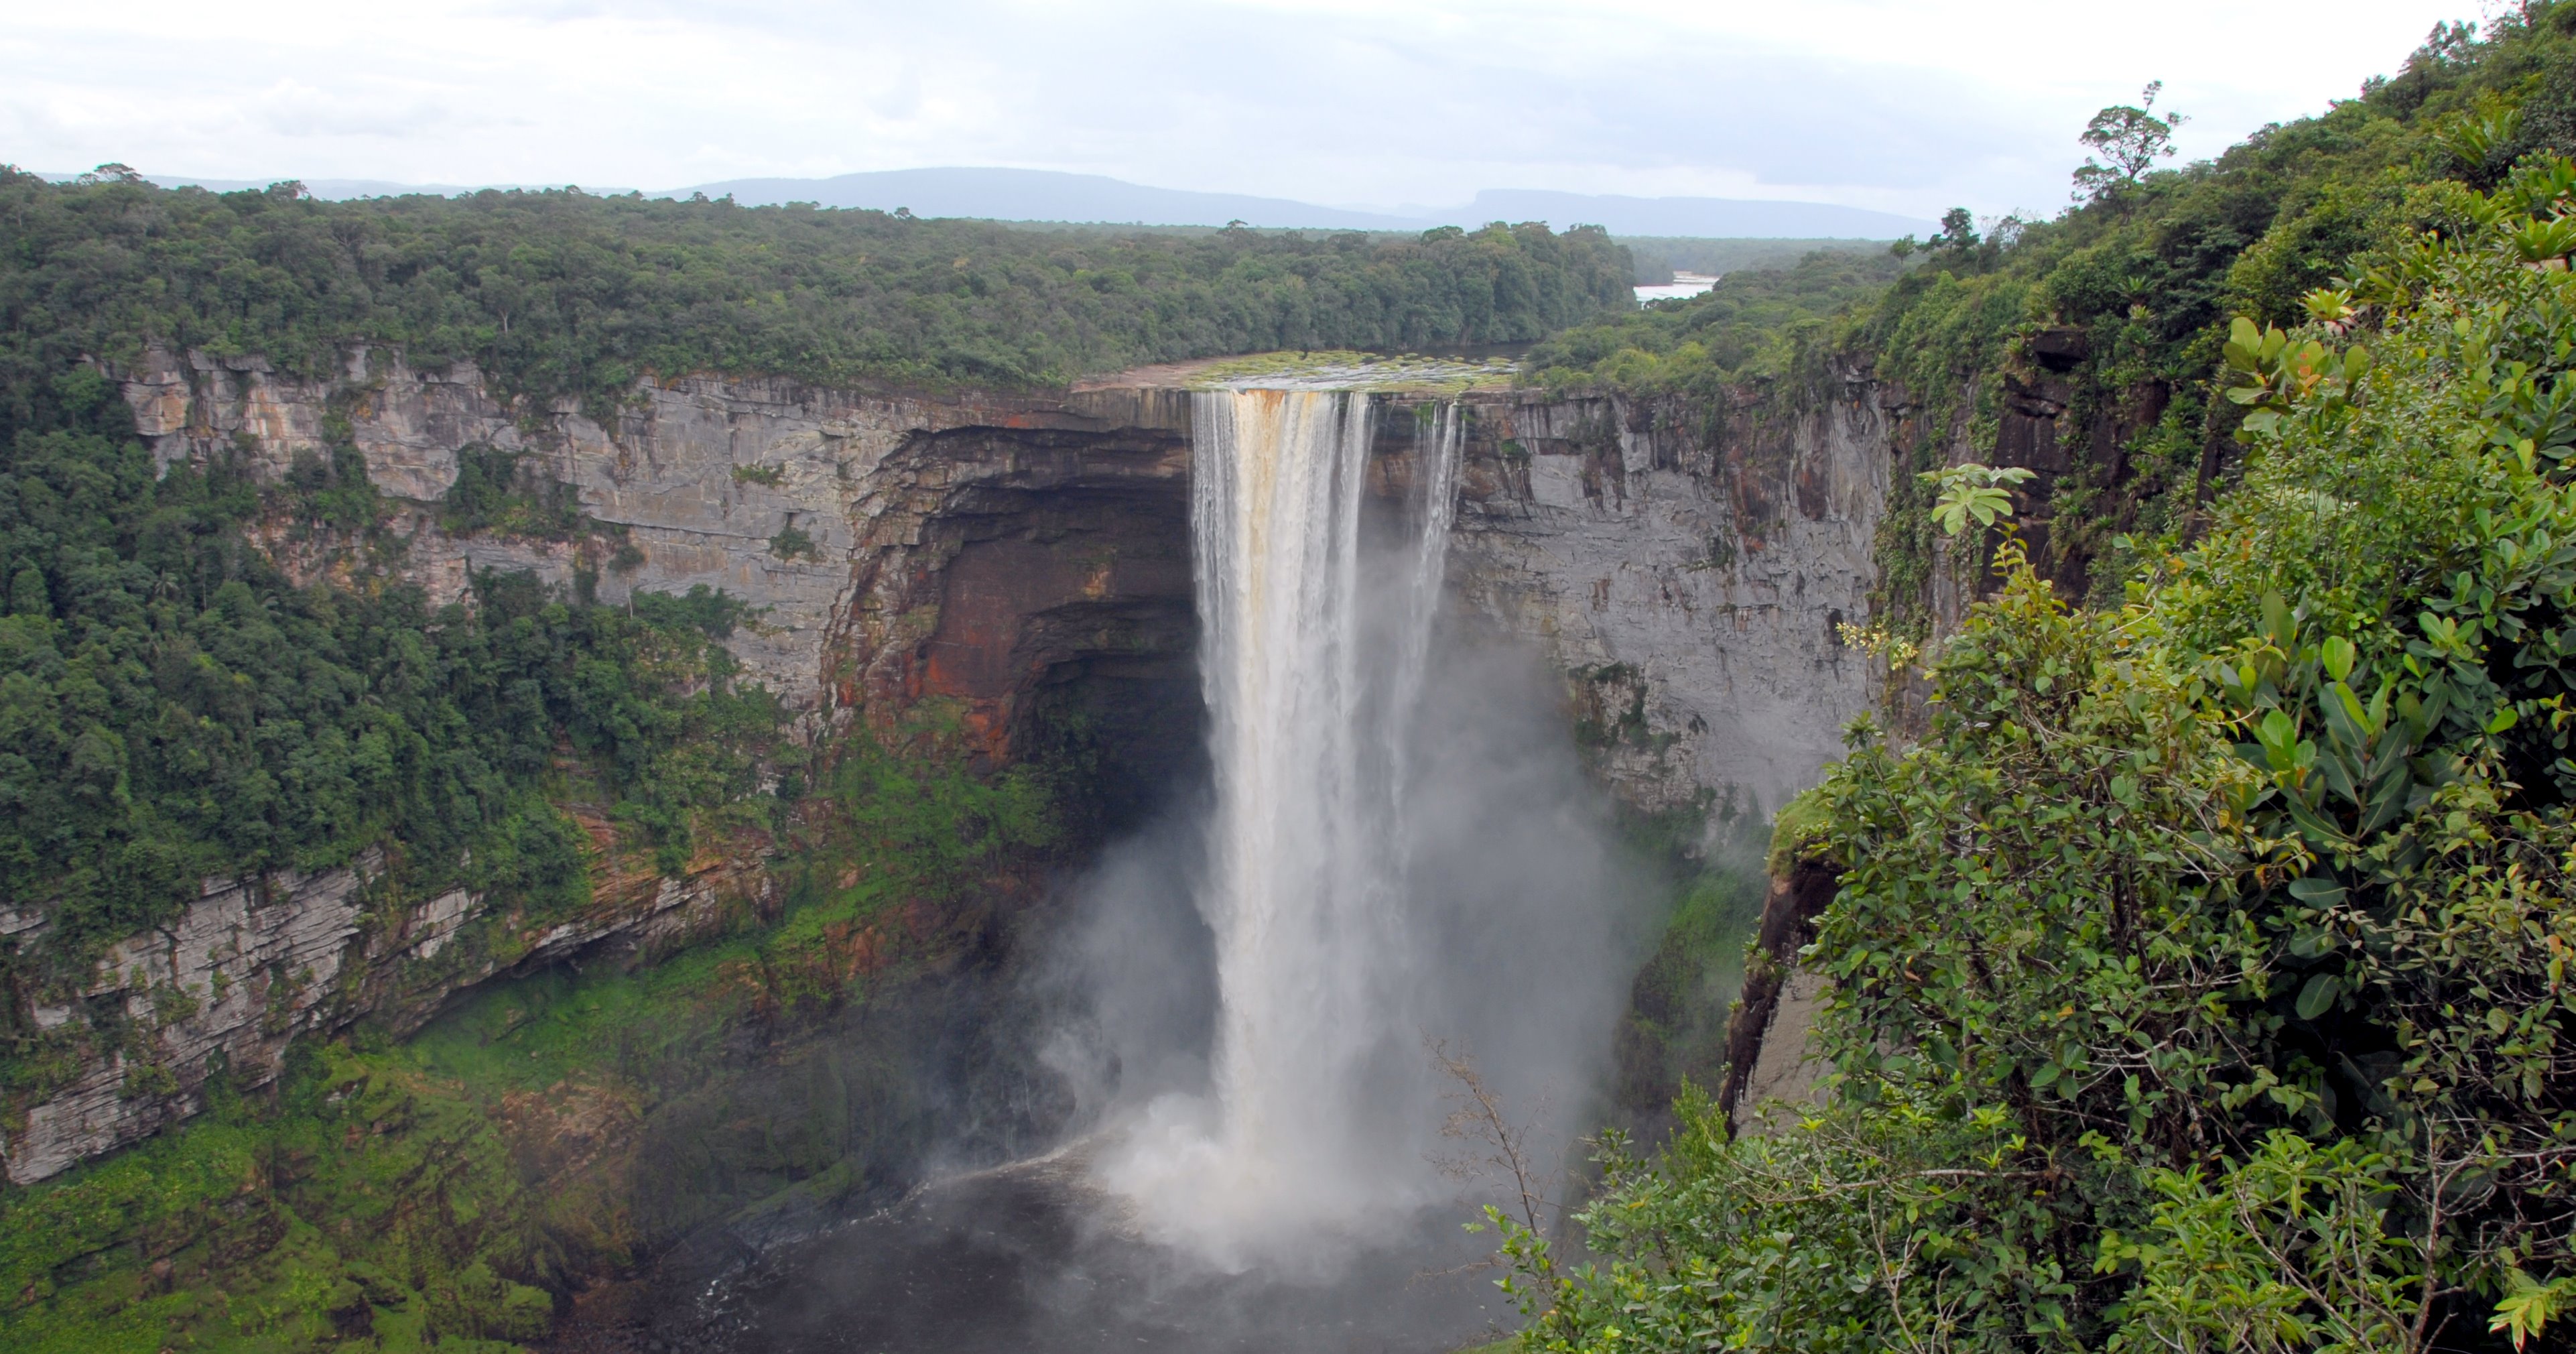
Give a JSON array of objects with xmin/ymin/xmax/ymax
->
[
  {"xmin": 440, "ymin": 444, "xmax": 584, "ymax": 538},
  {"xmin": 768, "ymin": 524, "xmax": 821, "ymax": 562}
]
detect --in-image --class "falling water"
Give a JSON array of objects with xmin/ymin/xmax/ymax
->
[
  {"xmin": 1096, "ymin": 388, "xmax": 1469, "ymax": 1260},
  {"xmin": 1391, "ymin": 401, "xmax": 1464, "ymax": 755}
]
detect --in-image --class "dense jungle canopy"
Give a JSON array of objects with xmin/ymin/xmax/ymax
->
[{"xmin": 0, "ymin": 171, "xmax": 1632, "ymax": 414}]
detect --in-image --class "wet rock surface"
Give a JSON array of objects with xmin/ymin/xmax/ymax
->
[{"xmin": 1389, "ymin": 385, "xmax": 1888, "ymax": 830}]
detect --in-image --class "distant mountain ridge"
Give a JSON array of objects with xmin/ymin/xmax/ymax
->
[
  {"xmin": 50, "ymin": 165, "xmax": 1933, "ymax": 239},
  {"xmin": 669, "ymin": 168, "xmax": 1935, "ymax": 239}
]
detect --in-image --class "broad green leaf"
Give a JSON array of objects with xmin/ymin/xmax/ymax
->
[
  {"xmin": 2287, "ymin": 877, "xmax": 2346, "ymax": 905},
  {"xmin": 2321, "ymin": 635, "xmax": 2356, "ymax": 682}
]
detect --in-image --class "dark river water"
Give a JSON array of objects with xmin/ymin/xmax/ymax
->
[{"xmin": 595, "ymin": 1152, "xmax": 1516, "ymax": 1354}]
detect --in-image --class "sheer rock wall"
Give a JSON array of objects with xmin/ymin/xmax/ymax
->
[{"xmin": 1380, "ymin": 379, "xmax": 1893, "ymax": 838}]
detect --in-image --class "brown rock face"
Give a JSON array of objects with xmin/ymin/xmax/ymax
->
[{"xmin": 834, "ymin": 418, "xmax": 1201, "ymax": 821}]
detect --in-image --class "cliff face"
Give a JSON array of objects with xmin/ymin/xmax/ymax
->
[
  {"xmin": 1416, "ymin": 381, "xmax": 1890, "ymax": 833},
  {"xmin": 117, "ymin": 347, "xmax": 1196, "ymax": 725},
  {"xmin": 4, "ymin": 353, "xmax": 1896, "ymax": 1184}
]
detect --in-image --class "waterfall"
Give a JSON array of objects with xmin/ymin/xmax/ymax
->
[
  {"xmin": 1390, "ymin": 401, "xmax": 1464, "ymax": 806},
  {"xmin": 1096, "ymin": 388, "xmax": 1466, "ymax": 1259}
]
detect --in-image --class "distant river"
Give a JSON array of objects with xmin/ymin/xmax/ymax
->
[{"xmin": 1632, "ymin": 271, "xmax": 1716, "ymax": 304}]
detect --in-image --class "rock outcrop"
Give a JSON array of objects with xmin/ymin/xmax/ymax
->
[
  {"xmin": 0, "ymin": 839, "xmax": 771, "ymax": 1185},
  {"xmin": 1717, "ymin": 859, "xmax": 1841, "ymax": 1133}
]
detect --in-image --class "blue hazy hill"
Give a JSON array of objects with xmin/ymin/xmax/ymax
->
[{"xmin": 47, "ymin": 165, "xmax": 1932, "ymax": 239}]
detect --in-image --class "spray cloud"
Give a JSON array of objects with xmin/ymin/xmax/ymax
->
[{"xmin": 1057, "ymin": 388, "xmax": 1647, "ymax": 1270}]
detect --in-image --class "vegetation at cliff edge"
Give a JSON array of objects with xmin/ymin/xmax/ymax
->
[{"xmin": 1496, "ymin": 7, "xmax": 2576, "ymax": 1351}]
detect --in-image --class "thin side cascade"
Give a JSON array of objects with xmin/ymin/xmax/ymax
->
[
  {"xmin": 1390, "ymin": 402, "xmax": 1463, "ymax": 791},
  {"xmin": 1098, "ymin": 387, "xmax": 1460, "ymax": 1259}
]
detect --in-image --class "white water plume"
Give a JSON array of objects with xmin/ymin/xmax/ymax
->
[{"xmin": 1083, "ymin": 387, "xmax": 1640, "ymax": 1270}]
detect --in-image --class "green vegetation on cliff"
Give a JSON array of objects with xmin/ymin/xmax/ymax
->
[
  {"xmin": 1, "ymin": 1044, "xmax": 558, "ymax": 1353},
  {"xmin": 0, "ymin": 171, "xmax": 1631, "ymax": 412},
  {"xmin": 0, "ymin": 364, "xmax": 777, "ymax": 969},
  {"xmin": 1500, "ymin": 19, "xmax": 2576, "ymax": 1347},
  {"xmin": 1528, "ymin": 6, "xmax": 2576, "ymax": 637},
  {"xmin": 0, "ymin": 351, "xmax": 784, "ymax": 1168}
]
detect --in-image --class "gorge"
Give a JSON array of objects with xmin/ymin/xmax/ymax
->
[{"xmin": 0, "ymin": 322, "xmax": 1892, "ymax": 1351}]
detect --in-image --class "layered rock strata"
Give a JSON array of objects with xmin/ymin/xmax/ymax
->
[{"xmin": 1, "ymin": 845, "xmax": 764, "ymax": 1184}]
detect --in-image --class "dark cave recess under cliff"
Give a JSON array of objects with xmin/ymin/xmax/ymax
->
[
  {"xmin": 884, "ymin": 422, "xmax": 1206, "ymax": 833},
  {"xmin": 883, "ymin": 395, "xmax": 1484, "ymax": 837}
]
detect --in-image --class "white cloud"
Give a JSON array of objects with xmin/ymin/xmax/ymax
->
[{"xmin": 0, "ymin": 0, "xmax": 2480, "ymax": 217}]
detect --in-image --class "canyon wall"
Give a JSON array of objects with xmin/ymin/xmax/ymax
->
[
  {"xmin": 1430, "ymin": 379, "xmax": 1894, "ymax": 835},
  {"xmin": 5, "ymin": 351, "xmax": 1902, "ymax": 1182}
]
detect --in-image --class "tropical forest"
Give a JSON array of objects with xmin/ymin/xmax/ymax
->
[{"xmin": 3, "ymin": 3, "xmax": 2576, "ymax": 1353}]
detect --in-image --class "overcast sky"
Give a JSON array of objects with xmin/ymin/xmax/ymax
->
[{"xmin": 2, "ymin": 0, "xmax": 2494, "ymax": 219}]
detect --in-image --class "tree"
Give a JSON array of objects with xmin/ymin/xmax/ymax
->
[{"xmin": 2073, "ymin": 81, "xmax": 2187, "ymax": 202}]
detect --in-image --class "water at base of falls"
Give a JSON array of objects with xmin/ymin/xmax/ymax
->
[{"xmin": 681, "ymin": 1154, "xmax": 1511, "ymax": 1353}]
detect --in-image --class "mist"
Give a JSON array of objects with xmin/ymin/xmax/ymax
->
[{"xmin": 1049, "ymin": 392, "xmax": 1658, "ymax": 1275}]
